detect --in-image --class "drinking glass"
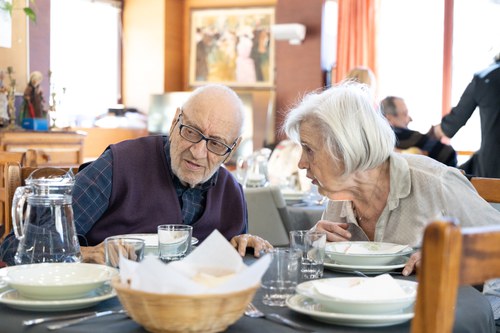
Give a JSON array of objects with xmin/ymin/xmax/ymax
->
[
  {"xmin": 261, "ymin": 247, "xmax": 301, "ymax": 307},
  {"xmin": 157, "ymin": 224, "xmax": 192, "ymax": 262},
  {"xmin": 104, "ymin": 236, "xmax": 145, "ymax": 269},
  {"xmin": 289, "ymin": 230, "xmax": 326, "ymax": 281}
]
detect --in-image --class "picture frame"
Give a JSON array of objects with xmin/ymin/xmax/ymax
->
[{"xmin": 189, "ymin": 7, "xmax": 275, "ymax": 88}]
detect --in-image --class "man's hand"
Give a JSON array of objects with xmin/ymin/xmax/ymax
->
[
  {"xmin": 230, "ymin": 234, "xmax": 273, "ymax": 257},
  {"xmin": 80, "ymin": 243, "xmax": 106, "ymax": 264}
]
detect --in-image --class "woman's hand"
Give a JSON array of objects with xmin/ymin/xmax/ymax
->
[
  {"xmin": 402, "ymin": 251, "xmax": 421, "ymax": 276},
  {"xmin": 230, "ymin": 234, "xmax": 273, "ymax": 257},
  {"xmin": 315, "ymin": 220, "xmax": 352, "ymax": 242}
]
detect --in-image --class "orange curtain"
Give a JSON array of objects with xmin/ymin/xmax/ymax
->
[{"xmin": 334, "ymin": 0, "xmax": 379, "ymax": 83}]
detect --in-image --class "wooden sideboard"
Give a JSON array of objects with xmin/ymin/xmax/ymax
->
[{"xmin": 0, "ymin": 130, "xmax": 86, "ymax": 167}]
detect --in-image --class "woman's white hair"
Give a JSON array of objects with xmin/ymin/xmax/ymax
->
[{"xmin": 283, "ymin": 81, "xmax": 396, "ymax": 176}]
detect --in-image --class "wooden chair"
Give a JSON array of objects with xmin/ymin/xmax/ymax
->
[
  {"xmin": 0, "ymin": 149, "xmax": 37, "ymax": 167},
  {"xmin": 0, "ymin": 150, "xmax": 38, "ymax": 240},
  {"xmin": 411, "ymin": 219, "xmax": 500, "ymax": 333},
  {"xmin": 244, "ymin": 186, "xmax": 292, "ymax": 246},
  {"xmin": 470, "ymin": 177, "xmax": 500, "ymax": 204}
]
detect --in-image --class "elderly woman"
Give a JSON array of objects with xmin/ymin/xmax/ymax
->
[{"xmin": 283, "ymin": 82, "xmax": 500, "ymax": 276}]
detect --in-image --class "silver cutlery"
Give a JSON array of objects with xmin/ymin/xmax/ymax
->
[
  {"xmin": 244, "ymin": 302, "xmax": 316, "ymax": 332},
  {"xmin": 24, "ymin": 309, "xmax": 127, "ymax": 330},
  {"xmin": 23, "ymin": 311, "xmax": 99, "ymax": 326},
  {"xmin": 352, "ymin": 270, "xmax": 405, "ymax": 277}
]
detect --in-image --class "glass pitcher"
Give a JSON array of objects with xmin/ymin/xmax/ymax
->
[
  {"xmin": 236, "ymin": 148, "xmax": 271, "ymax": 188},
  {"xmin": 12, "ymin": 167, "xmax": 82, "ymax": 265}
]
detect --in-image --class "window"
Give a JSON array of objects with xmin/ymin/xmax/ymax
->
[
  {"xmin": 50, "ymin": 0, "xmax": 121, "ymax": 127},
  {"xmin": 378, "ymin": 0, "xmax": 500, "ymax": 157}
]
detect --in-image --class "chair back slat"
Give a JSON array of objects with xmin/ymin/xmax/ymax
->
[
  {"xmin": 460, "ymin": 225, "xmax": 500, "ymax": 285},
  {"xmin": 470, "ymin": 177, "xmax": 500, "ymax": 204},
  {"xmin": 411, "ymin": 219, "xmax": 500, "ymax": 333}
]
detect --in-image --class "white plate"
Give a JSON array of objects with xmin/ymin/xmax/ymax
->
[
  {"xmin": 325, "ymin": 242, "xmax": 414, "ymax": 266},
  {"xmin": 0, "ymin": 267, "xmax": 11, "ymax": 293},
  {"xmin": 0, "ymin": 284, "xmax": 116, "ymax": 312},
  {"xmin": 5, "ymin": 263, "xmax": 118, "ymax": 300},
  {"xmin": 281, "ymin": 190, "xmax": 307, "ymax": 201},
  {"xmin": 115, "ymin": 233, "xmax": 199, "ymax": 246},
  {"xmin": 295, "ymin": 277, "xmax": 417, "ymax": 314},
  {"xmin": 286, "ymin": 294, "xmax": 414, "ymax": 327},
  {"xmin": 324, "ymin": 256, "xmax": 408, "ymax": 274},
  {"xmin": 114, "ymin": 233, "xmax": 199, "ymax": 256}
]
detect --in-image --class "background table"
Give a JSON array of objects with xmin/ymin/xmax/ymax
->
[
  {"xmin": 0, "ymin": 256, "xmax": 495, "ymax": 333},
  {"xmin": 286, "ymin": 202, "xmax": 325, "ymax": 230}
]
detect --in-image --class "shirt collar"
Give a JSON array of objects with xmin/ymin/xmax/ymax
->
[{"xmin": 387, "ymin": 152, "xmax": 411, "ymax": 210}]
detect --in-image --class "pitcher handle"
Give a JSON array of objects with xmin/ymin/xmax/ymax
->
[{"xmin": 12, "ymin": 186, "xmax": 29, "ymax": 239}]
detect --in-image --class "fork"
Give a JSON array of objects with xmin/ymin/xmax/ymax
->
[{"xmin": 244, "ymin": 302, "xmax": 316, "ymax": 332}]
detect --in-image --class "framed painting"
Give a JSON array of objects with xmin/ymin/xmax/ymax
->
[{"xmin": 189, "ymin": 7, "xmax": 275, "ymax": 88}]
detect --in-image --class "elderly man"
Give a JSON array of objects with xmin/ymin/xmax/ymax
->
[
  {"xmin": 0, "ymin": 84, "xmax": 271, "ymax": 265},
  {"xmin": 380, "ymin": 96, "xmax": 457, "ymax": 167}
]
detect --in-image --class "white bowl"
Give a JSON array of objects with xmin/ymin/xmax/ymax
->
[
  {"xmin": 5, "ymin": 263, "xmax": 119, "ymax": 300},
  {"xmin": 295, "ymin": 277, "xmax": 417, "ymax": 315},
  {"xmin": 325, "ymin": 241, "xmax": 413, "ymax": 266}
]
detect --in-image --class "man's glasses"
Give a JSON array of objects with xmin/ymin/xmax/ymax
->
[{"xmin": 176, "ymin": 110, "xmax": 236, "ymax": 156}]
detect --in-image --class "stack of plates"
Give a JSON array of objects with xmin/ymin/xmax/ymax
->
[
  {"xmin": 324, "ymin": 241, "xmax": 414, "ymax": 274},
  {"xmin": 0, "ymin": 263, "xmax": 118, "ymax": 311},
  {"xmin": 287, "ymin": 276, "xmax": 417, "ymax": 327},
  {"xmin": 280, "ymin": 189, "xmax": 307, "ymax": 203}
]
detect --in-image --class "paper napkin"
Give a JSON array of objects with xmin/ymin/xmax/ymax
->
[
  {"xmin": 118, "ymin": 230, "xmax": 271, "ymax": 295},
  {"xmin": 336, "ymin": 242, "xmax": 410, "ymax": 255},
  {"xmin": 312, "ymin": 274, "xmax": 409, "ymax": 301}
]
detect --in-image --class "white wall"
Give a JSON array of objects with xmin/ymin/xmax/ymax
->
[{"xmin": 122, "ymin": 0, "xmax": 165, "ymax": 114}]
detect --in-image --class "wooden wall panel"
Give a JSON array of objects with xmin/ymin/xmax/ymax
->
[
  {"xmin": 274, "ymin": 0, "xmax": 324, "ymax": 140},
  {"xmin": 164, "ymin": 0, "xmax": 183, "ymax": 91}
]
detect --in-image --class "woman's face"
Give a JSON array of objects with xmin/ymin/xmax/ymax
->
[{"xmin": 297, "ymin": 119, "xmax": 351, "ymax": 200}]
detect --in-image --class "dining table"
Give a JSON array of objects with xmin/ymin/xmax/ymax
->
[{"xmin": 0, "ymin": 255, "xmax": 496, "ymax": 333}]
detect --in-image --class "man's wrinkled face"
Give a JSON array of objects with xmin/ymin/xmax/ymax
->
[{"xmin": 169, "ymin": 106, "xmax": 240, "ymax": 187}]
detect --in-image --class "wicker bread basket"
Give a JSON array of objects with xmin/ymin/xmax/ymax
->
[{"xmin": 111, "ymin": 277, "xmax": 259, "ymax": 333}]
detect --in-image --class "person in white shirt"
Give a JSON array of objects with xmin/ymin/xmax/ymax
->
[{"xmin": 282, "ymin": 81, "xmax": 500, "ymax": 278}]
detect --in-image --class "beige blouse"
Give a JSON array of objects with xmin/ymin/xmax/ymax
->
[{"xmin": 321, "ymin": 153, "xmax": 500, "ymax": 247}]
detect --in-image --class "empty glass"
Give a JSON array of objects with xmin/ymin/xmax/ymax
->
[
  {"xmin": 261, "ymin": 248, "xmax": 301, "ymax": 307},
  {"xmin": 157, "ymin": 224, "xmax": 192, "ymax": 262},
  {"xmin": 104, "ymin": 236, "xmax": 145, "ymax": 268},
  {"xmin": 289, "ymin": 230, "xmax": 327, "ymax": 281}
]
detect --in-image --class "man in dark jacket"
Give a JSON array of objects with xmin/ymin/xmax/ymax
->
[
  {"xmin": 380, "ymin": 96, "xmax": 457, "ymax": 167},
  {"xmin": 433, "ymin": 52, "xmax": 500, "ymax": 178}
]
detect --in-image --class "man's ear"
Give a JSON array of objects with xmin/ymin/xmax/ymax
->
[
  {"xmin": 223, "ymin": 136, "xmax": 242, "ymax": 163},
  {"xmin": 169, "ymin": 108, "xmax": 181, "ymax": 134},
  {"xmin": 385, "ymin": 114, "xmax": 396, "ymax": 126}
]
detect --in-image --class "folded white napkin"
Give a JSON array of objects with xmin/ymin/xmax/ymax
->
[
  {"xmin": 118, "ymin": 230, "xmax": 271, "ymax": 295},
  {"xmin": 312, "ymin": 274, "xmax": 408, "ymax": 301},
  {"xmin": 336, "ymin": 242, "xmax": 410, "ymax": 255}
]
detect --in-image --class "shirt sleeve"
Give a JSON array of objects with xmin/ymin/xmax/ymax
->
[
  {"xmin": 441, "ymin": 77, "xmax": 479, "ymax": 138},
  {"xmin": 439, "ymin": 168, "xmax": 500, "ymax": 226},
  {"xmin": 72, "ymin": 149, "xmax": 113, "ymax": 239}
]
